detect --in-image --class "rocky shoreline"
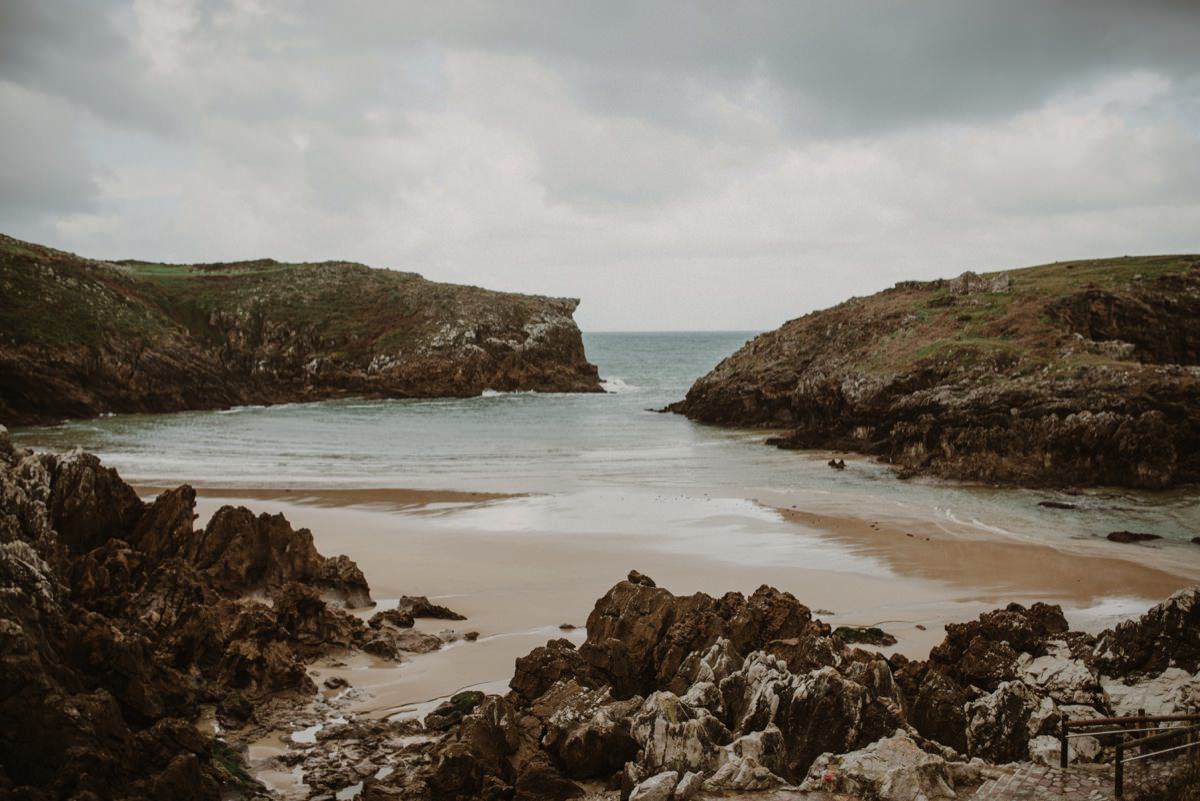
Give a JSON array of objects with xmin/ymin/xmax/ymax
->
[
  {"xmin": 379, "ymin": 574, "xmax": 1199, "ymax": 801},
  {"xmin": 4, "ymin": 431, "xmax": 1199, "ymax": 800},
  {"xmin": 670, "ymin": 257, "xmax": 1200, "ymax": 489},
  {"xmin": 0, "ymin": 425, "xmax": 426, "ymax": 799},
  {"xmin": 0, "ymin": 235, "xmax": 602, "ymax": 427}
]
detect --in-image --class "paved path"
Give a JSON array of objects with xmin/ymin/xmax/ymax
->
[
  {"xmin": 694, "ymin": 755, "xmax": 1192, "ymax": 800},
  {"xmin": 972, "ymin": 756, "xmax": 1190, "ymax": 800}
]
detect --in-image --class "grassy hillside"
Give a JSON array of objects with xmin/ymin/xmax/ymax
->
[{"xmin": 857, "ymin": 256, "xmax": 1197, "ymax": 375}]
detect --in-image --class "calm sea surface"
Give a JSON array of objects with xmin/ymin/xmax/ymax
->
[{"xmin": 12, "ymin": 331, "xmax": 1200, "ymax": 548}]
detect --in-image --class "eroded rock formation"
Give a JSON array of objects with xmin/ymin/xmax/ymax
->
[
  {"xmin": 0, "ymin": 428, "xmax": 392, "ymax": 800},
  {"xmin": 366, "ymin": 574, "xmax": 1200, "ymax": 801}
]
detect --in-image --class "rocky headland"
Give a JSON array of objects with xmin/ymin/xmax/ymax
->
[
  {"xmin": 670, "ymin": 256, "xmax": 1200, "ymax": 488},
  {"xmin": 4, "ymin": 433, "xmax": 1200, "ymax": 799},
  {"xmin": 0, "ymin": 235, "xmax": 601, "ymax": 427}
]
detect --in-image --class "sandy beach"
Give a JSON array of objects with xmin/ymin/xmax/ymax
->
[{"xmin": 166, "ymin": 483, "xmax": 1195, "ymax": 727}]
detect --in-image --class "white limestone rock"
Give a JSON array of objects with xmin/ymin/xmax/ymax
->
[
  {"xmin": 629, "ymin": 770, "xmax": 679, "ymax": 801},
  {"xmin": 631, "ymin": 691, "xmax": 729, "ymax": 775},
  {"xmin": 1017, "ymin": 640, "xmax": 1104, "ymax": 705},
  {"xmin": 703, "ymin": 755, "xmax": 785, "ymax": 792},
  {"xmin": 674, "ymin": 771, "xmax": 704, "ymax": 801},
  {"xmin": 799, "ymin": 730, "xmax": 957, "ymax": 801},
  {"xmin": 1104, "ymin": 667, "xmax": 1200, "ymax": 718}
]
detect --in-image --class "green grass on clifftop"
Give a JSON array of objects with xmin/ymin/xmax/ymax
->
[
  {"xmin": 0, "ymin": 235, "xmax": 569, "ymax": 359},
  {"xmin": 851, "ymin": 254, "xmax": 1199, "ymax": 377}
]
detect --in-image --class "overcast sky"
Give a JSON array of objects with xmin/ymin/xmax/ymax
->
[{"xmin": 2, "ymin": 2, "xmax": 1199, "ymax": 330}]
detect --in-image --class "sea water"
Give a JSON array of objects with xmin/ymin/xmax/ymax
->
[{"xmin": 12, "ymin": 331, "xmax": 1200, "ymax": 553}]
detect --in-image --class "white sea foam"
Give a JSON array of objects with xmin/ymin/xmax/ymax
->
[
  {"xmin": 480, "ymin": 389, "xmax": 536, "ymax": 397},
  {"xmin": 601, "ymin": 376, "xmax": 639, "ymax": 393}
]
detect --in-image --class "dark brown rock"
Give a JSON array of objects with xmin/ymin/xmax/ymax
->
[
  {"xmin": 128, "ymin": 486, "xmax": 198, "ymax": 560},
  {"xmin": 1106, "ymin": 530, "xmax": 1162, "ymax": 543},
  {"xmin": 396, "ymin": 595, "xmax": 466, "ymax": 620},
  {"xmin": 369, "ymin": 608, "xmax": 415, "ymax": 629},
  {"xmin": 965, "ymin": 680, "xmax": 1052, "ymax": 762},
  {"xmin": 425, "ymin": 690, "xmax": 486, "ymax": 731},
  {"xmin": 580, "ymin": 580, "xmax": 822, "ymax": 698},
  {"xmin": 190, "ymin": 506, "xmax": 373, "ymax": 606},
  {"xmin": 513, "ymin": 752, "xmax": 585, "ymax": 801},
  {"xmin": 428, "ymin": 695, "xmax": 527, "ymax": 800},
  {"xmin": 48, "ymin": 453, "xmax": 144, "ymax": 554},
  {"xmin": 534, "ymin": 681, "xmax": 640, "ymax": 779},
  {"xmin": 413, "ymin": 577, "xmax": 1200, "ymax": 796},
  {"xmin": 272, "ymin": 582, "xmax": 366, "ymax": 655},
  {"xmin": 833, "ymin": 626, "xmax": 897, "ymax": 646},
  {"xmin": 510, "ymin": 638, "xmax": 602, "ymax": 703},
  {"xmin": 908, "ymin": 669, "xmax": 969, "ymax": 753},
  {"xmin": 776, "ymin": 667, "xmax": 903, "ymax": 780},
  {"xmin": 1094, "ymin": 587, "xmax": 1200, "ymax": 676},
  {"xmin": 0, "ymin": 442, "xmax": 386, "ymax": 800},
  {"xmin": 928, "ymin": 602, "xmax": 1068, "ymax": 690},
  {"xmin": 627, "ymin": 569, "xmax": 656, "ymax": 587}
]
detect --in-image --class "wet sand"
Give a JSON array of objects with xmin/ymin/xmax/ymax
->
[
  {"xmin": 176, "ymin": 485, "xmax": 1195, "ymax": 725},
  {"xmin": 134, "ymin": 485, "xmax": 519, "ymax": 513},
  {"xmin": 777, "ymin": 507, "xmax": 1188, "ymax": 602}
]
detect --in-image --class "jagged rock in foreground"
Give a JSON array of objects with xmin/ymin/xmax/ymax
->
[
  {"xmin": 8, "ymin": 429, "xmax": 1200, "ymax": 801},
  {"xmin": 0, "ymin": 234, "xmax": 601, "ymax": 427},
  {"xmin": 0, "ymin": 429, "xmax": 406, "ymax": 800},
  {"xmin": 670, "ymin": 256, "xmax": 1200, "ymax": 488},
  {"xmin": 365, "ymin": 574, "xmax": 1200, "ymax": 801}
]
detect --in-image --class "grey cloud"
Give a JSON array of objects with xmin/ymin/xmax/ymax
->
[
  {"xmin": 0, "ymin": 82, "xmax": 98, "ymax": 222},
  {"xmin": 314, "ymin": 1, "xmax": 1200, "ymax": 134},
  {"xmin": 0, "ymin": 1, "xmax": 184, "ymax": 133},
  {"xmin": 1, "ymin": 1, "xmax": 1198, "ymax": 330},
  {"xmin": 10, "ymin": 2, "xmax": 1199, "ymax": 142}
]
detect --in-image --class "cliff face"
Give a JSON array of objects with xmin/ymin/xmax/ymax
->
[
  {"xmin": 672, "ymin": 256, "xmax": 1200, "ymax": 488},
  {"xmin": 0, "ymin": 235, "xmax": 601, "ymax": 426}
]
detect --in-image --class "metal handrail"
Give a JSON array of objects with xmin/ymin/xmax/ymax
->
[
  {"xmin": 1115, "ymin": 724, "xmax": 1200, "ymax": 796},
  {"xmin": 1060, "ymin": 712, "xmax": 1200, "ymax": 798},
  {"xmin": 1066, "ymin": 714, "xmax": 1200, "ymax": 727}
]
